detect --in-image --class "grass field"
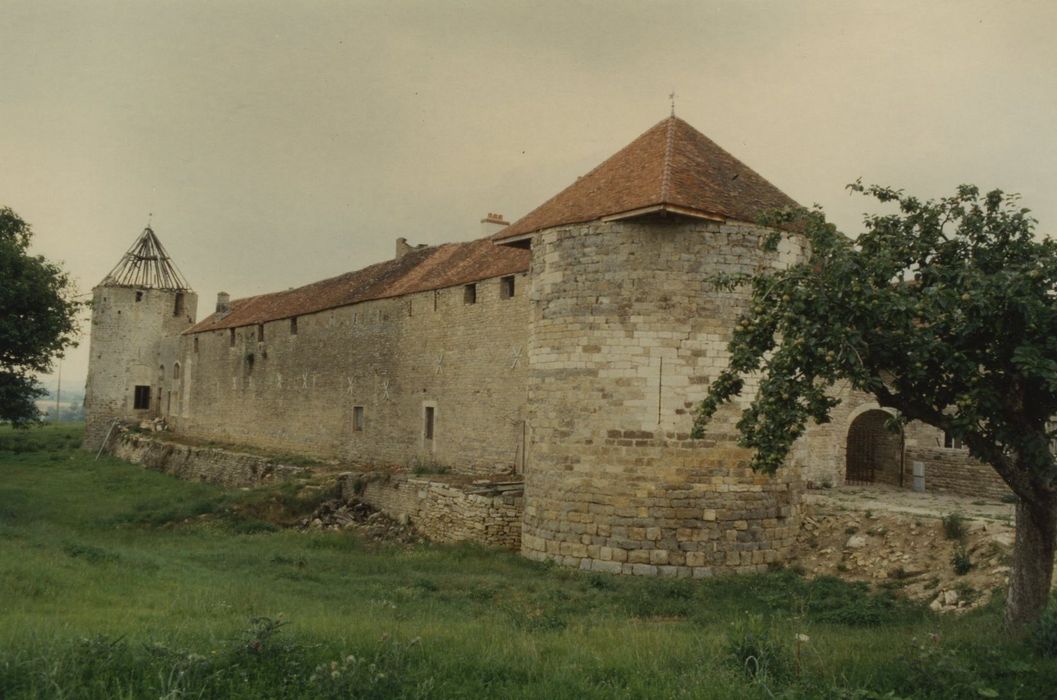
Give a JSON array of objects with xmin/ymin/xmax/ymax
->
[{"xmin": 1, "ymin": 423, "xmax": 1055, "ymax": 699}]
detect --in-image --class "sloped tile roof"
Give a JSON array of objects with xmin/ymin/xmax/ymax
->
[
  {"xmin": 495, "ymin": 116, "xmax": 800, "ymax": 241},
  {"xmin": 187, "ymin": 238, "xmax": 528, "ymax": 333}
]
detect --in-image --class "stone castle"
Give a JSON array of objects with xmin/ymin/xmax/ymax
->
[{"xmin": 84, "ymin": 116, "xmax": 1002, "ymax": 576}]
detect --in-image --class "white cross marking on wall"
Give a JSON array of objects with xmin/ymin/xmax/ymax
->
[
  {"xmin": 382, "ymin": 378, "xmax": 391, "ymax": 400},
  {"xmin": 510, "ymin": 346, "xmax": 522, "ymax": 369},
  {"xmin": 346, "ymin": 376, "xmax": 354, "ymax": 395},
  {"xmin": 434, "ymin": 352, "xmax": 444, "ymax": 375},
  {"xmin": 302, "ymin": 372, "xmax": 309, "ymax": 389}
]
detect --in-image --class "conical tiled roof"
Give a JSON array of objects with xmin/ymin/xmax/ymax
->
[
  {"xmin": 99, "ymin": 226, "xmax": 191, "ymax": 290},
  {"xmin": 495, "ymin": 116, "xmax": 800, "ymax": 242}
]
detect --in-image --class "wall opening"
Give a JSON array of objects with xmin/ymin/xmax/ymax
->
[
  {"xmin": 463, "ymin": 284, "xmax": 477, "ymax": 305},
  {"xmin": 193, "ymin": 336, "xmax": 199, "ymax": 353},
  {"xmin": 500, "ymin": 275, "xmax": 515, "ymax": 299},
  {"xmin": 845, "ymin": 410, "xmax": 903, "ymax": 486},
  {"xmin": 229, "ymin": 328, "xmax": 236, "ymax": 347},
  {"xmin": 135, "ymin": 291, "xmax": 143, "ymax": 302},
  {"xmin": 173, "ymin": 363, "xmax": 181, "ymax": 379},
  {"xmin": 133, "ymin": 385, "xmax": 151, "ymax": 410},
  {"xmin": 424, "ymin": 405, "xmax": 436, "ymax": 451},
  {"xmin": 943, "ymin": 431, "xmax": 964, "ymax": 450},
  {"xmin": 290, "ymin": 317, "xmax": 298, "ymax": 335},
  {"xmin": 257, "ymin": 323, "xmax": 265, "ymax": 343},
  {"xmin": 352, "ymin": 406, "xmax": 365, "ymax": 432},
  {"xmin": 173, "ymin": 292, "xmax": 185, "ymax": 316}
]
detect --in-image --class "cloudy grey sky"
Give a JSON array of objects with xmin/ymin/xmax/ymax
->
[{"xmin": 4, "ymin": 0, "xmax": 1057, "ymax": 390}]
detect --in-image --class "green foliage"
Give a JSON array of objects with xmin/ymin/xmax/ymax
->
[
  {"xmin": 942, "ymin": 512, "xmax": 968, "ymax": 541},
  {"xmin": 951, "ymin": 545, "xmax": 973, "ymax": 576},
  {"xmin": 725, "ymin": 614, "xmax": 789, "ymax": 683},
  {"xmin": 1032, "ymin": 595, "xmax": 1057, "ymax": 657},
  {"xmin": 0, "ymin": 208, "xmax": 81, "ymax": 426}
]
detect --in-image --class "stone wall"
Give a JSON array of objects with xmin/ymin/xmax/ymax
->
[
  {"xmin": 521, "ymin": 219, "xmax": 805, "ymax": 576},
  {"xmin": 83, "ymin": 285, "xmax": 198, "ymax": 450},
  {"xmin": 341, "ymin": 473, "xmax": 522, "ymax": 549},
  {"xmin": 905, "ymin": 446, "xmax": 1010, "ymax": 500},
  {"xmin": 106, "ymin": 430, "xmax": 307, "ymax": 487},
  {"xmin": 174, "ymin": 272, "xmax": 529, "ymax": 475}
]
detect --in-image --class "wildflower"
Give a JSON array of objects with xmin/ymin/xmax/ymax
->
[{"xmin": 795, "ymin": 633, "xmax": 810, "ymax": 643}]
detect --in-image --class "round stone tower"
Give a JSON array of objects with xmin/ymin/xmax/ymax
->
[
  {"xmin": 83, "ymin": 226, "xmax": 197, "ymax": 449},
  {"xmin": 495, "ymin": 116, "xmax": 807, "ymax": 575}
]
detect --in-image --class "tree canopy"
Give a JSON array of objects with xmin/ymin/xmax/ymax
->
[
  {"xmin": 0, "ymin": 208, "xmax": 81, "ymax": 426},
  {"xmin": 693, "ymin": 183, "xmax": 1057, "ymax": 630}
]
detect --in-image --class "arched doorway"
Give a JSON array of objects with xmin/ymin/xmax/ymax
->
[{"xmin": 845, "ymin": 410, "xmax": 904, "ymax": 485}]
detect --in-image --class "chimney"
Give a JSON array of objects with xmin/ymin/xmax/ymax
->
[
  {"xmin": 395, "ymin": 237, "xmax": 412, "ymax": 259},
  {"xmin": 216, "ymin": 291, "xmax": 230, "ymax": 315},
  {"xmin": 480, "ymin": 212, "xmax": 509, "ymax": 237}
]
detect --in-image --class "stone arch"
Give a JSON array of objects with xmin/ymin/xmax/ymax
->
[
  {"xmin": 845, "ymin": 409, "xmax": 904, "ymax": 486},
  {"xmin": 173, "ymin": 362, "xmax": 181, "ymax": 380}
]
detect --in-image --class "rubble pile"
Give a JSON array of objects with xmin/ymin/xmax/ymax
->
[
  {"xmin": 796, "ymin": 496, "xmax": 1015, "ymax": 614},
  {"xmin": 299, "ymin": 498, "xmax": 422, "ymax": 544}
]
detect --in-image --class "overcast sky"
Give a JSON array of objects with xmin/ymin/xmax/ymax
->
[{"xmin": 5, "ymin": 0, "xmax": 1057, "ymax": 391}]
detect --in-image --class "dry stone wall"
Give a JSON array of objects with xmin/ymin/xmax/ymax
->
[
  {"xmin": 341, "ymin": 473, "xmax": 522, "ymax": 549},
  {"xmin": 521, "ymin": 220, "xmax": 804, "ymax": 576},
  {"xmin": 174, "ymin": 274, "xmax": 529, "ymax": 475}
]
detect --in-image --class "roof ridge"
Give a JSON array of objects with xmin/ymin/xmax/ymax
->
[{"xmin": 660, "ymin": 116, "xmax": 676, "ymax": 202}]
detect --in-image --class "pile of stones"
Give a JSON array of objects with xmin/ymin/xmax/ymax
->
[{"xmin": 299, "ymin": 498, "xmax": 421, "ymax": 544}]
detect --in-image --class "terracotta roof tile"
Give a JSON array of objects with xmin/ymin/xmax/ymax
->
[
  {"xmin": 495, "ymin": 116, "xmax": 800, "ymax": 240},
  {"xmin": 187, "ymin": 238, "xmax": 528, "ymax": 334}
]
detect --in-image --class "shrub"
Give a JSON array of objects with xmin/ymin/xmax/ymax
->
[
  {"xmin": 725, "ymin": 614, "xmax": 789, "ymax": 682},
  {"xmin": 951, "ymin": 545, "xmax": 972, "ymax": 576},
  {"xmin": 1032, "ymin": 597, "xmax": 1057, "ymax": 657},
  {"xmin": 942, "ymin": 512, "xmax": 968, "ymax": 541}
]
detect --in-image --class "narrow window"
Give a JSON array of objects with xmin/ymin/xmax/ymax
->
[
  {"xmin": 352, "ymin": 406, "xmax": 365, "ymax": 432},
  {"xmin": 193, "ymin": 336, "xmax": 199, "ymax": 353},
  {"xmin": 500, "ymin": 275, "xmax": 515, "ymax": 299},
  {"xmin": 135, "ymin": 291, "xmax": 143, "ymax": 302},
  {"xmin": 133, "ymin": 385, "xmax": 151, "ymax": 409},
  {"xmin": 173, "ymin": 292, "xmax": 185, "ymax": 316},
  {"xmin": 464, "ymin": 284, "xmax": 477, "ymax": 305},
  {"xmin": 229, "ymin": 328, "xmax": 236, "ymax": 347},
  {"xmin": 424, "ymin": 406, "xmax": 435, "ymax": 441},
  {"xmin": 173, "ymin": 363, "xmax": 181, "ymax": 379},
  {"xmin": 290, "ymin": 317, "xmax": 298, "ymax": 335},
  {"xmin": 257, "ymin": 323, "xmax": 265, "ymax": 342},
  {"xmin": 943, "ymin": 431, "xmax": 964, "ymax": 450},
  {"xmin": 433, "ymin": 290, "xmax": 438, "ymax": 311}
]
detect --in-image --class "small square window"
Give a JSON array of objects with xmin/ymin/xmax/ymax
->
[
  {"xmin": 500, "ymin": 275, "xmax": 515, "ymax": 299},
  {"xmin": 133, "ymin": 385, "xmax": 151, "ymax": 410},
  {"xmin": 352, "ymin": 406, "xmax": 365, "ymax": 432},
  {"xmin": 943, "ymin": 431, "xmax": 964, "ymax": 450},
  {"xmin": 464, "ymin": 284, "xmax": 477, "ymax": 305},
  {"xmin": 290, "ymin": 317, "xmax": 298, "ymax": 335}
]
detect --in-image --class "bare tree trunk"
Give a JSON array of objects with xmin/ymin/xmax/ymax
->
[{"xmin": 1004, "ymin": 490, "xmax": 1057, "ymax": 632}]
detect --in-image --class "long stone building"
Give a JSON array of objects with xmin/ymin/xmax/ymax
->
[{"xmin": 84, "ymin": 116, "xmax": 1004, "ymax": 575}]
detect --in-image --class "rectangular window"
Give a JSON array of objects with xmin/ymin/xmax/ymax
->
[
  {"xmin": 193, "ymin": 336, "xmax": 199, "ymax": 353},
  {"xmin": 464, "ymin": 284, "xmax": 477, "ymax": 305},
  {"xmin": 257, "ymin": 323, "xmax": 265, "ymax": 342},
  {"xmin": 135, "ymin": 290, "xmax": 143, "ymax": 302},
  {"xmin": 943, "ymin": 431, "xmax": 964, "ymax": 450},
  {"xmin": 290, "ymin": 317, "xmax": 298, "ymax": 335},
  {"xmin": 424, "ymin": 406, "xmax": 435, "ymax": 441},
  {"xmin": 133, "ymin": 385, "xmax": 151, "ymax": 410},
  {"xmin": 500, "ymin": 275, "xmax": 515, "ymax": 299},
  {"xmin": 229, "ymin": 328, "xmax": 236, "ymax": 347},
  {"xmin": 352, "ymin": 406, "xmax": 365, "ymax": 432},
  {"xmin": 173, "ymin": 292, "xmax": 185, "ymax": 316}
]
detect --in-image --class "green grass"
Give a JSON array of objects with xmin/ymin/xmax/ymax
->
[{"xmin": 1, "ymin": 423, "xmax": 1055, "ymax": 698}]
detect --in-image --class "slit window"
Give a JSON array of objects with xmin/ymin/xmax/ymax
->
[
  {"xmin": 133, "ymin": 385, "xmax": 151, "ymax": 410},
  {"xmin": 173, "ymin": 292, "xmax": 185, "ymax": 316},
  {"xmin": 257, "ymin": 323, "xmax": 265, "ymax": 342},
  {"xmin": 463, "ymin": 284, "xmax": 477, "ymax": 305},
  {"xmin": 500, "ymin": 275, "xmax": 515, "ymax": 299},
  {"xmin": 193, "ymin": 336, "xmax": 199, "ymax": 353},
  {"xmin": 173, "ymin": 363, "xmax": 181, "ymax": 379},
  {"xmin": 352, "ymin": 406, "xmax": 365, "ymax": 432},
  {"xmin": 290, "ymin": 317, "xmax": 298, "ymax": 335},
  {"xmin": 229, "ymin": 328, "xmax": 236, "ymax": 347},
  {"xmin": 424, "ymin": 406, "xmax": 435, "ymax": 440}
]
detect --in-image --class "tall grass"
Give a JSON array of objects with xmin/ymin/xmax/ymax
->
[{"xmin": 1, "ymin": 423, "xmax": 1055, "ymax": 698}]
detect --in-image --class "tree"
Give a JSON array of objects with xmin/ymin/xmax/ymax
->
[
  {"xmin": 0, "ymin": 208, "xmax": 80, "ymax": 426},
  {"xmin": 693, "ymin": 183, "xmax": 1057, "ymax": 631}
]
